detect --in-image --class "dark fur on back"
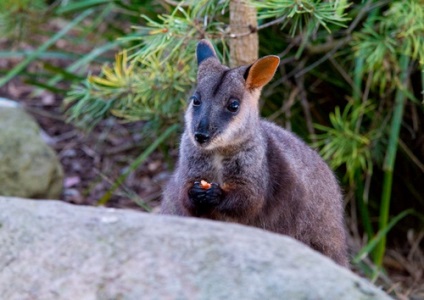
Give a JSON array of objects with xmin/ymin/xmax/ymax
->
[{"xmin": 161, "ymin": 40, "xmax": 348, "ymax": 267}]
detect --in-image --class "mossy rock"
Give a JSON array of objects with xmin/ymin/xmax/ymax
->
[
  {"xmin": 0, "ymin": 197, "xmax": 392, "ymax": 300},
  {"xmin": 0, "ymin": 106, "xmax": 63, "ymax": 198}
]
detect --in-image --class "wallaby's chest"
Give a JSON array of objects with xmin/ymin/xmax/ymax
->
[
  {"xmin": 207, "ymin": 154, "xmax": 239, "ymax": 185},
  {"xmin": 187, "ymin": 152, "xmax": 243, "ymax": 185},
  {"xmin": 212, "ymin": 154, "xmax": 224, "ymax": 184}
]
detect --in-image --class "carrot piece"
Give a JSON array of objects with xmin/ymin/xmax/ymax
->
[{"xmin": 200, "ymin": 180, "xmax": 212, "ymax": 190}]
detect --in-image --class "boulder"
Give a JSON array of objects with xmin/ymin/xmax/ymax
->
[
  {"xmin": 0, "ymin": 99, "xmax": 63, "ymax": 199},
  {"xmin": 0, "ymin": 197, "xmax": 391, "ymax": 300}
]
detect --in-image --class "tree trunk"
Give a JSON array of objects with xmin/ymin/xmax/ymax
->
[{"xmin": 229, "ymin": 0, "xmax": 258, "ymax": 67}]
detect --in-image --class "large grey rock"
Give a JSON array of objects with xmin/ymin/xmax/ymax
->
[
  {"xmin": 0, "ymin": 197, "xmax": 391, "ymax": 300},
  {"xmin": 0, "ymin": 101, "xmax": 63, "ymax": 198}
]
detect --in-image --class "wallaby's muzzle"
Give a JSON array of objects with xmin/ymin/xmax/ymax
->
[
  {"xmin": 194, "ymin": 117, "xmax": 210, "ymax": 145},
  {"xmin": 194, "ymin": 132, "xmax": 210, "ymax": 144}
]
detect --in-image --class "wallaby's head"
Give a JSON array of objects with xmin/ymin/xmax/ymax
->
[{"xmin": 185, "ymin": 39, "xmax": 279, "ymax": 151}]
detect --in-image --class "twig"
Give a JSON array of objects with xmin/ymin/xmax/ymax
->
[
  {"xmin": 306, "ymin": 36, "xmax": 352, "ymax": 55},
  {"xmin": 355, "ymin": 69, "xmax": 373, "ymax": 133},
  {"xmin": 407, "ymin": 231, "xmax": 424, "ymax": 261},
  {"xmin": 295, "ymin": 38, "xmax": 346, "ymax": 78},
  {"xmin": 163, "ymin": 0, "xmax": 190, "ymax": 7},
  {"xmin": 265, "ymin": 58, "xmax": 306, "ymax": 95},
  {"xmin": 363, "ymin": 171, "xmax": 372, "ymax": 205},
  {"xmin": 294, "ymin": 0, "xmax": 389, "ymax": 76},
  {"xmin": 105, "ymin": 143, "xmax": 138, "ymax": 155},
  {"xmin": 410, "ymin": 102, "xmax": 419, "ymax": 132},
  {"xmin": 24, "ymin": 106, "xmax": 66, "ymax": 121},
  {"xmin": 258, "ymin": 16, "xmax": 287, "ymax": 30},
  {"xmin": 345, "ymin": 0, "xmax": 373, "ymax": 35},
  {"xmin": 329, "ymin": 55, "xmax": 355, "ymax": 88},
  {"xmin": 279, "ymin": 56, "xmax": 297, "ymax": 65},
  {"xmin": 348, "ymin": 188, "xmax": 362, "ymax": 247},
  {"xmin": 268, "ymin": 86, "xmax": 299, "ymax": 124},
  {"xmin": 295, "ymin": 73, "xmax": 316, "ymax": 142},
  {"xmin": 97, "ymin": 124, "xmax": 179, "ymax": 206},
  {"xmin": 344, "ymin": 0, "xmax": 391, "ymax": 35},
  {"xmin": 399, "ymin": 139, "xmax": 424, "ymax": 173},
  {"xmin": 228, "ymin": 16, "xmax": 287, "ymax": 39},
  {"xmin": 228, "ymin": 25, "xmax": 256, "ymax": 39},
  {"xmin": 51, "ymin": 130, "xmax": 78, "ymax": 143},
  {"xmin": 278, "ymin": 36, "xmax": 301, "ymax": 58}
]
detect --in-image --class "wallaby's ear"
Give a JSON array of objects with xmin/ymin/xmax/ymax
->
[
  {"xmin": 244, "ymin": 55, "xmax": 280, "ymax": 90},
  {"xmin": 196, "ymin": 39, "xmax": 217, "ymax": 66}
]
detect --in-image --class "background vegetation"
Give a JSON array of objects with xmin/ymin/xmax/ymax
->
[{"xmin": 1, "ymin": 0, "xmax": 423, "ymax": 296}]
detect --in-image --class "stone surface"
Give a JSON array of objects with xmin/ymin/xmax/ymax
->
[
  {"xmin": 0, "ymin": 197, "xmax": 392, "ymax": 300},
  {"xmin": 0, "ymin": 103, "xmax": 63, "ymax": 199}
]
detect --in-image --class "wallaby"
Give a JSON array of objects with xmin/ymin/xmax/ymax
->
[{"xmin": 161, "ymin": 40, "xmax": 348, "ymax": 267}]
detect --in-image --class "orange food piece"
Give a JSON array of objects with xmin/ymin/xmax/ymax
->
[{"xmin": 200, "ymin": 180, "xmax": 212, "ymax": 189}]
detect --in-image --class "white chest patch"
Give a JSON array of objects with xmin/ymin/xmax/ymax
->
[{"xmin": 213, "ymin": 154, "xmax": 224, "ymax": 185}]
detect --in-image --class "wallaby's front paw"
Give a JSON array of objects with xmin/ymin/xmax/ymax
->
[{"xmin": 187, "ymin": 181, "xmax": 222, "ymax": 212}]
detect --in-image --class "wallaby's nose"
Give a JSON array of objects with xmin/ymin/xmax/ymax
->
[{"xmin": 194, "ymin": 132, "xmax": 210, "ymax": 144}]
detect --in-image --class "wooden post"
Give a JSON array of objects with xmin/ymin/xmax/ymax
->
[{"xmin": 229, "ymin": 0, "xmax": 258, "ymax": 67}]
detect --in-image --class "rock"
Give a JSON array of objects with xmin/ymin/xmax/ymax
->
[
  {"xmin": 0, "ymin": 197, "xmax": 392, "ymax": 300},
  {"xmin": 0, "ymin": 103, "xmax": 63, "ymax": 199}
]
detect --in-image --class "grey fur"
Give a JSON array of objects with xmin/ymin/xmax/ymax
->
[{"xmin": 161, "ymin": 40, "xmax": 348, "ymax": 267}]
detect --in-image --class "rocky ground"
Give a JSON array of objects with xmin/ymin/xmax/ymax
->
[{"xmin": 0, "ymin": 197, "xmax": 393, "ymax": 300}]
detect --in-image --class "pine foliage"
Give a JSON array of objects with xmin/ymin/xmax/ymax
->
[
  {"xmin": 65, "ymin": 0, "xmax": 351, "ymax": 130},
  {"xmin": 0, "ymin": 0, "xmax": 46, "ymax": 40}
]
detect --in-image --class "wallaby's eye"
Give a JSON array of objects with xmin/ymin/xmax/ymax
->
[
  {"xmin": 227, "ymin": 98, "xmax": 240, "ymax": 113},
  {"xmin": 191, "ymin": 95, "xmax": 201, "ymax": 107}
]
